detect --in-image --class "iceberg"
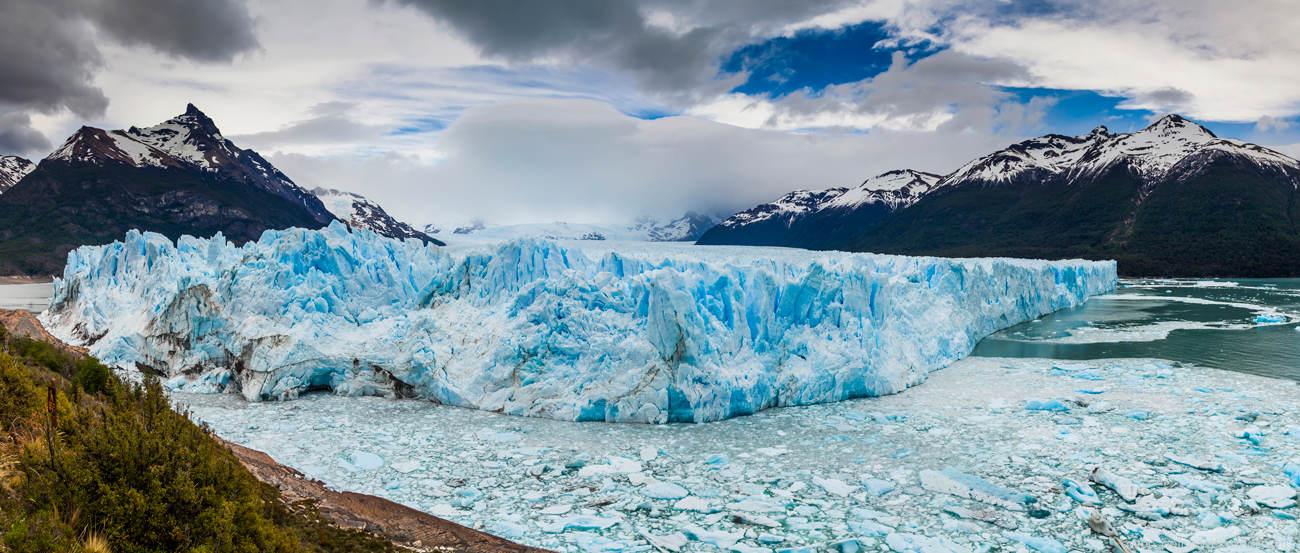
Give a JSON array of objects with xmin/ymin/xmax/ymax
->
[{"xmin": 42, "ymin": 223, "xmax": 1115, "ymax": 423}]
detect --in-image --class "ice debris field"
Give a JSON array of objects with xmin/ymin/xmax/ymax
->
[
  {"xmin": 44, "ymin": 223, "xmax": 1113, "ymax": 423},
  {"xmin": 175, "ymin": 356, "xmax": 1300, "ymax": 553}
]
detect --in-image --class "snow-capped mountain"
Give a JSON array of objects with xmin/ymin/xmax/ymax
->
[
  {"xmin": 0, "ymin": 156, "xmax": 35, "ymax": 193},
  {"xmin": 423, "ymin": 212, "xmax": 719, "ymax": 245},
  {"xmin": 940, "ymin": 115, "xmax": 1299, "ymax": 189},
  {"xmin": 0, "ymin": 105, "xmax": 357, "ymax": 275},
  {"xmin": 697, "ymin": 170, "xmax": 940, "ymax": 248},
  {"xmin": 312, "ymin": 188, "xmax": 441, "ymax": 245},
  {"xmin": 700, "ymin": 115, "xmax": 1300, "ymax": 276},
  {"xmin": 47, "ymin": 104, "xmax": 335, "ymax": 225}
]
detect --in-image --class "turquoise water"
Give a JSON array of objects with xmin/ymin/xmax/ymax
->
[
  {"xmin": 972, "ymin": 279, "xmax": 1300, "ymax": 381},
  {"xmin": 0, "ymin": 283, "xmax": 53, "ymax": 313}
]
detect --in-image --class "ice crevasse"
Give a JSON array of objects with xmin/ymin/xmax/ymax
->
[{"xmin": 43, "ymin": 222, "xmax": 1116, "ymax": 423}]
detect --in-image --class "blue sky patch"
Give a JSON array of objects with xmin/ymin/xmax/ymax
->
[{"xmin": 722, "ymin": 22, "xmax": 933, "ymax": 97}]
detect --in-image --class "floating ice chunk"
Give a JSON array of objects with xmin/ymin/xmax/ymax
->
[
  {"xmin": 1285, "ymin": 464, "xmax": 1300, "ymax": 487},
  {"xmin": 1085, "ymin": 401, "xmax": 1115, "ymax": 414},
  {"xmin": 1255, "ymin": 314, "xmax": 1286, "ymax": 323},
  {"xmin": 1024, "ymin": 399, "xmax": 1070, "ymax": 411},
  {"xmin": 349, "ymin": 451, "xmax": 384, "ymax": 470},
  {"xmin": 490, "ymin": 521, "xmax": 529, "ymax": 539},
  {"xmin": 523, "ymin": 490, "xmax": 546, "ymax": 502},
  {"xmin": 681, "ymin": 525, "xmax": 742, "ymax": 549},
  {"xmin": 1189, "ymin": 526, "xmax": 1241, "ymax": 545},
  {"xmin": 830, "ymin": 538, "xmax": 871, "ymax": 553},
  {"xmin": 1118, "ymin": 408, "xmax": 1152, "ymax": 420},
  {"xmin": 1170, "ymin": 474, "xmax": 1225, "ymax": 492},
  {"xmin": 861, "ymin": 478, "xmax": 896, "ymax": 496},
  {"xmin": 638, "ymin": 529, "xmax": 687, "ymax": 552},
  {"xmin": 919, "ymin": 467, "xmax": 1035, "ymax": 511},
  {"xmin": 730, "ymin": 512, "xmax": 782, "ymax": 528},
  {"xmin": 942, "ymin": 520, "xmax": 982, "ymax": 533},
  {"xmin": 540, "ymin": 515, "xmax": 619, "ymax": 533},
  {"xmin": 475, "ymin": 430, "xmax": 521, "ymax": 443},
  {"xmin": 847, "ymin": 520, "xmax": 892, "ymax": 536},
  {"xmin": 703, "ymin": 454, "xmax": 729, "ymax": 465},
  {"xmin": 642, "ymin": 482, "xmax": 689, "ymax": 500},
  {"xmin": 1077, "ymin": 388, "xmax": 1106, "ymax": 394},
  {"xmin": 541, "ymin": 504, "xmax": 573, "ymax": 515},
  {"xmin": 1121, "ymin": 495, "xmax": 1188, "ymax": 518},
  {"xmin": 732, "ymin": 543, "xmax": 773, "ymax": 553},
  {"xmin": 755, "ymin": 447, "xmax": 788, "ymax": 457},
  {"xmin": 941, "ymin": 505, "xmax": 1017, "ymax": 529},
  {"xmin": 639, "ymin": 447, "xmax": 658, "ymax": 462},
  {"xmin": 1246, "ymin": 486, "xmax": 1297, "ymax": 509},
  {"xmin": 1002, "ymin": 532, "xmax": 1067, "ymax": 553},
  {"xmin": 730, "ymin": 497, "xmax": 784, "ymax": 513},
  {"xmin": 1165, "ymin": 453, "xmax": 1224, "ymax": 472},
  {"xmin": 813, "ymin": 477, "xmax": 856, "ymax": 497},
  {"xmin": 1063, "ymin": 478, "xmax": 1101, "ymax": 505},
  {"xmin": 883, "ymin": 533, "xmax": 970, "ymax": 553},
  {"xmin": 578, "ymin": 457, "xmax": 642, "ymax": 477},
  {"xmin": 673, "ymin": 497, "xmax": 718, "ymax": 513},
  {"xmin": 1091, "ymin": 467, "xmax": 1138, "ymax": 502},
  {"xmin": 389, "ymin": 460, "xmax": 420, "ymax": 474}
]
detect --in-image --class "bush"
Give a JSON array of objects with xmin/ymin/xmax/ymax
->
[
  {"xmin": 0, "ymin": 353, "xmax": 39, "ymax": 431},
  {"xmin": 72, "ymin": 357, "xmax": 112, "ymax": 396}
]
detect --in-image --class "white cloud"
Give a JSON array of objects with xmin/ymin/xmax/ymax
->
[
  {"xmin": 269, "ymin": 98, "xmax": 1011, "ymax": 226},
  {"xmin": 1256, "ymin": 115, "xmax": 1294, "ymax": 133}
]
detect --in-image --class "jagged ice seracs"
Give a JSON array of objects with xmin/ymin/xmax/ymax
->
[{"xmin": 42, "ymin": 222, "xmax": 1115, "ymax": 423}]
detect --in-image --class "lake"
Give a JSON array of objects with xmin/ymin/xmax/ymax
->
[
  {"xmin": 972, "ymin": 278, "xmax": 1300, "ymax": 381},
  {"xmin": 0, "ymin": 282, "xmax": 54, "ymax": 313}
]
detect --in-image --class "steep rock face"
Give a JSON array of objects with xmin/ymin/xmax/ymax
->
[
  {"xmin": 44, "ymin": 223, "xmax": 1115, "ymax": 423},
  {"xmin": 630, "ymin": 212, "xmax": 719, "ymax": 242},
  {"xmin": 0, "ymin": 156, "xmax": 35, "ymax": 193},
  {"xmin": 312, "ymin": 188, "xmax": 443, "ymax": 245},
  {"xmin": 697, "ymin": 170, "xmax": 940, "ymax": 248},
  {"xmin": 0, "ymin": 105, "xmax": 341, "ymax": 275}
]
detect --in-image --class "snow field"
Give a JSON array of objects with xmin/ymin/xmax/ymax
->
[
  {"xmin": 174, "ymin": 356, "xmax": 1300, "ymax": 552},
  {"xmin": 44, "ymin": 223, "xmax": 1114, "ymax": 423}
]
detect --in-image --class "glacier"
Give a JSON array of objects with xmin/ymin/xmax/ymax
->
[{"xmin": 42, "ymin": 222, "xmax": 1115, "ymax": 423}]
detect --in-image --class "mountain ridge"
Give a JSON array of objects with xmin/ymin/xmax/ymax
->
[{"xmin": 699, "ymin": 115, "xmax": 1300, "ymax": 277}]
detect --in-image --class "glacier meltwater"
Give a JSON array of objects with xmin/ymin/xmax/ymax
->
[{"xmin": 42, "ymin": 223, "xmax": 1115, "ymax": 423}]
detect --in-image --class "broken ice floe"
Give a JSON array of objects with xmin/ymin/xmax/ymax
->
[{"xmin": 173, "ymin": 357, "xmax": 1300, "ymax": 552}]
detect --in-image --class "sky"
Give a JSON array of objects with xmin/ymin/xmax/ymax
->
[{"xmin": 2, "ymin": 0, "xmax": 1300, "ymax": 226}]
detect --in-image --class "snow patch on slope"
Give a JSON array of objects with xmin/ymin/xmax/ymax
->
[
  {"xmin": 0, "ymin": 156, "xmax": 35, "ymax": 193},
  {"xmin": 719, "ymin": 170, "xmax": 940, "ymax": 229},
  {"xmin": 43, "ymin": 223, "xmax": 1115, "ymax": 423}
]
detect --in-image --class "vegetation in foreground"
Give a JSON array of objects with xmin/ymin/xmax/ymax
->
[{"xmin": 0, "ymin": 324, "xmax": 397, "ymax": 553}]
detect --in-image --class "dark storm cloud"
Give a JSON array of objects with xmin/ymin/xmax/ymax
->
[
  {"xmin": 84, "ymin": 0, "xmax": 261, "ymax": 63},
  {"xmin": 0, "ymin": 0, "xmax": 259, "ymax": 119},
  {"xmin": 0, "ymin": 0, "xmax": 109, "ymax": 117},
  {"xmin": 0, "ymin": 111, "xmax": 52, "ymax": 156}
]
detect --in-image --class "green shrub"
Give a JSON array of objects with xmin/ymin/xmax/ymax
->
[
  {"xmin": 0, "ymin": 353, "xmax": 39, "ymax": 431},
  {"xmin": 72, "ymin": 357, "xmax": 112, "ymax": 396}
]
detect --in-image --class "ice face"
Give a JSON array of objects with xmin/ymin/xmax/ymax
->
[{"xmin": 43, "ymin": 223, "xmax": 1115, "ymax": 423}]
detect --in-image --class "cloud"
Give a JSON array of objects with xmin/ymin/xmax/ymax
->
[
  {"xmin": 0, "ymin": 111, "xmax": 52, "ymax": 156},
  {"xmin": 229, "ymin": 102, "xmax": 388, "ymax": 153},
  {"xmin": 373, "ymin": 0, "xmax": 866, "ymax": 100},
  {"xmin": 0, "ymin": 0, "xmax": 108, "ymax": 117},
  {"xmin": 688, "ymin": 49, "xmax": 1042, "ymax": 134},
  {"xmin": 1256, "ymin": 115, "xmax": 1294, "ymax": 132},
  {"xmin": 0, "ymin": 0, "xmax": 260, "ymax": 121},
  {"xmin": 268, "ymin": 97, "xmax": 1011, "ymax": 225},
  {"xmin": 83, "ymin": 0, "xmax": 261, "ymax": 63}
]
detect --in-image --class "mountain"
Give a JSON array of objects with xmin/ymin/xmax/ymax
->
[
  {"xmin": 424, "ymin": 212, "xmax": 719, "ymax": 244},
  {"xmin": 702, "ymin": 115, "xmax": 1300, "ymax": 277},
  {"xmin": 0, "ymin": 156, "xmax": 35, "ymax": 193},
  {"xmin": 0, "ymin": 105, "xmax": 343, "ymax": 275},
  {"xmin": 312, "ymin": 188, "xmax": 442, "ymax": 245},
  {"xmin": 629, "ymin": 211, "xmax": 719, "ymax": 242},
  {"xmin": 696, "ymin": 169, "xmax": 940, "ymax": 248}
]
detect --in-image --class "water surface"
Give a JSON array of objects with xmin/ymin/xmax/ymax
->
[
  {"xmin": 972, "ymin": 279, "xmax": 1300, "ymax": 380},
  {"xmin": 0, "ymin": 283, "xmax": 54, "ymax": 313}
]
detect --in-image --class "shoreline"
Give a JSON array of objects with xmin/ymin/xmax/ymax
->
[
  {"xmin": 0, "ymin": 276, "xmax": 54, "ymax": 285},
  {"xmin": 175, "ymin": 356, "xmax": 1300, "ymax": 552}
]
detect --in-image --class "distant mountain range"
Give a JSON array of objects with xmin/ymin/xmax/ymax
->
[
  {"xmin": 0, "ymin": 105, "xmax": 438, "ymax": 275},
  {"xmin": 424, "ymin": 212, "xmax": 719, "ymax": 243},
  {"xmin": 699, "ymin": 115, "xmax": 1300, "ymax": 277}
]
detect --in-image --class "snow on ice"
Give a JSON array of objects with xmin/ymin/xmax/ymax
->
[{"xmin": 43, "ymin": 222, "xmax": 1113, "ymax": 423}]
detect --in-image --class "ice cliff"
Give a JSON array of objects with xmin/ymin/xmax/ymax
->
[{"xmin": 42, "ymin": 222, "xmax": 1116, "ymax": 423}]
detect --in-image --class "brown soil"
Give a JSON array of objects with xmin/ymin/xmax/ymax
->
[{"xmin": 0, "ymin": 308, "xmax": 87, "ymax": 357}]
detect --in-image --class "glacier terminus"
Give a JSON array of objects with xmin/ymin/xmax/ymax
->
[{"xmin": 42, "ymin": 222, "xmax": 1115, "ymax": 423}]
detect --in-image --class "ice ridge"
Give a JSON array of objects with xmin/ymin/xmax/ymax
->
[{"xmin": 42, "ymin": 222, "xmax": 1116, "ymax": 423}]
